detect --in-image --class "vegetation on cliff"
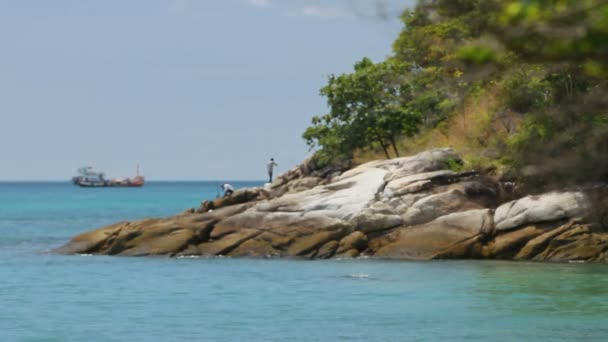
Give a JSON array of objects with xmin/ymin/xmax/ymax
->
[{"xmin": 303, "ymin": 0, "xmax": 608, "ymax": 189}]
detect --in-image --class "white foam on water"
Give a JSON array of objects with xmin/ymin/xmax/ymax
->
[{"xmin": 348, "ymin": 273, "xmax": 370, "ymax": 279}]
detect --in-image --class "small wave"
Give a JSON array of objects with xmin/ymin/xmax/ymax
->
[
  {"xmin": 176, "ymin": 255, "xmax": 233, "ymax": 259},
  {"xmin": 78, "ymin": 253, "xmax": 94, "ymax": 257},
  {"xmin": 347, "ymin": 273, "xmax": 370, "ymax": 279},
  {"xmin": 176, "ymin": 255, "xmax": 200, "ymax": 259}
]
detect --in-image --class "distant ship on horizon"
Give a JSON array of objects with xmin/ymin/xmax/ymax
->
[{"xmin": 72, "ymin": 165, "xmax": 145, "ymax": 188}]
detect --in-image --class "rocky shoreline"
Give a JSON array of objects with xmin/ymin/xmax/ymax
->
[{"xmin": 57, "ymin": 148, "xmax": 608, "ymax": 262}]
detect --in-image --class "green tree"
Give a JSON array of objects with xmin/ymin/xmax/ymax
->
[{"xmin": 303, "ymin": 58, "xmax": 422, "ymax": 163}]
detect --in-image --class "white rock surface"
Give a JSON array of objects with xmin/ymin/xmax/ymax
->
[
  {"xmin": 384, "ymin": 170, "xmax": 455, "ymax": 198},
  {"xmin": 494, "ymin": 192, "xmax": 590, "ymax": 231},
  {"xmin": 432, "ymin": 209, "xmax": 494, "ymax": 235},
  {"xmin": 401, "ymin": 189, "xmax": 473, "ymax": 226},
  {"xmin": 362, "ymin": 148, "xmax": 460, "ymax": 178},
  {"xmin": 255, "ymin": 166, "xmax": 388, "ymax": 221}
]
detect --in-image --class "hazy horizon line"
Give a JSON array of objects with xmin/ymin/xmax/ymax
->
[{"xmin": 0, "ymin": 179, "xmax": 267, "ymax": 183}]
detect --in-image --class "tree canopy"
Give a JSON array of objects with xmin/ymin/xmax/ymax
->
[{"xmin": 303, "ymin": 0, "xmax": 608, "ymax": 188}]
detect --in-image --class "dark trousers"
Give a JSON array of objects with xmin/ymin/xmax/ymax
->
[{"xmin": 268, "ymin": 172, "xmax": 273, "ymax": 183}]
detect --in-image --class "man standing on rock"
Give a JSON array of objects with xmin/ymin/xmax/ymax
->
[{"xmin": 267, "ymin": 158, "xmax": 278, "ymax": 183}]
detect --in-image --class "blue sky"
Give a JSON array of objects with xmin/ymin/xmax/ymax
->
[{"xmin": 0, "ymin": 0, "xmax": 414, "ymax": 180}]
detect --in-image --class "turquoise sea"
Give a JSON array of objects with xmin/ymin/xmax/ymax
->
[{"xmin": 2, "ymin": 182, "xmax": 608, "ymax": 341}]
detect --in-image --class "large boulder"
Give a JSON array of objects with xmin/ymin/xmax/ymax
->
[
  {"xmin": 198, "ymin": 229, "xmax": 262, "ymax": 256},
  {"xmin": 209, "ymin": 210, "xmax": 353, "ymax": 257},
  {"xmin": 55, "ymin": 221, "xmax": 127, "ymax": 255},
  {"xmin": 199, "ymin": 188, "xmax": 265, "ymax": 212},
  {"xmin": 364, "ymin": 148, "xmax": 460, "ymax": 177},
  {"xmin": 514, "ymin": 221, "xmax": 581, "ymax": 260},
  {"xmin": 316, "ymin": 240, "xmax": 340, "ymax": 259},
  {"xmin": 195, "ymin": 165, "xmax": 387, "ymax": 258},
  {"xmin": 527, "ymin": 224, "xmax": 608, "ymax": 262},
  {"xmin": 369, "ymin": 209, "xmax": 493, "ymax": 260},
  {"xmin": 399, "ymin": 179, "xmax": 497, "ymax": 227},
  {"xmin": 283, "ymin": 176, "xmax": 324, "ymax": 193},
  {"xmin": 255, "ymin": 166, "xmax": 388, "ymax": 221},
  {"xmin": 383, "ymin": 170, "xmax": 455, "ymax": 198},
  {"xmin": 56, "ymin": 214, "xmax": 219, "ymax": 256},
  {"xmin": 481, "ymin": 226, "xmax": 546, "ymax": 258},
  {"xmin": 386, "ymin": 193, "xmax": 429, "ymax": 213},
  {"xmin": 352, "ymin": 202, "xmax": 402, "ymax": 233},
  {"xmin": 269, "ymin": 155, "xmax": 349, "ymax": 198},
  {"xmin": 336, "ymin": 231, "xmax": 368, "ymax": 255},
  {"xmin": 494, "ymin": 192, "xmax": 591, "ymax": 231}
]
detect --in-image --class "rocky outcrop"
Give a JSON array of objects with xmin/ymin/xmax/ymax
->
[
  {"xmin": 199, "ymin": 188, "xmax": 265, "ymax": 213},
  {"xmin": 57, "ymin": 148, "xmax": 608, "ymax": 263},
  {"xmin": 515, "ymin": 221, "xmax": 608, "ymax": 262},
  {"xmin": 494, "ymin": 192, "xmax": 590, "ymax": 231}
]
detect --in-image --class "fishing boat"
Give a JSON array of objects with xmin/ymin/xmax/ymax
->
[
  {"xmin": 71, "ymin": 167, "xmax": 106, "ymax": 187},
  {"xmin": 72, "ymin": 165, "xmax": 145, "ymax": 188}
]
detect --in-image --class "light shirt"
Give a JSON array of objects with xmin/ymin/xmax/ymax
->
[
  {"xmin": 267, "ymin": 160, "xmax": 278, "ymax": 172},
  {"xmin": 223, "ymin": 184, "xmax": 234, "ymax": 192}
]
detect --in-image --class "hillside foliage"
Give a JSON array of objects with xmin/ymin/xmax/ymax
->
[{"xmin": 303, "ymin": 0, "xmax": 608, "ymax": 188}]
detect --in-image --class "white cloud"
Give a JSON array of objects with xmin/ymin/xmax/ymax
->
[
  {"xmin": 169, "ymin": 0, "xmax": 190, "ymax": 13},
  {"xmin": 287, "ymin": 6, "xmax": 348, "ymax": 19},
  {"xmin": 302, "ymin": 7, "xmax": 344, "ymax": 18},
  {"xmin": 246, "ymin": 0, "xmax": 271, "ymax": 7}
]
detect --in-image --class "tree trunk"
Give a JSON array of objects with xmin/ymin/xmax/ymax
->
[
  {"xmin": 374, "ymin": 131, "xmax": 390, "ymax": 158},
  {"xmin": 389, "ymin": 135, "xmax": 400, "ymax": 157},
  {"xmin": 379, "ymin": 140, "xmax": 390, "ymax": 159}
]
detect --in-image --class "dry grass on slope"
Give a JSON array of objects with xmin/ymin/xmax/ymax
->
[{"xmin": 354, "ymin": 86, "xmax": 522, "ymax": 174}]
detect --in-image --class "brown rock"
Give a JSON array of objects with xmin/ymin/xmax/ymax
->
[
  {"xmin": 515, "ymin": 221, "xmax": 579, "ymax": 259},
  {"xmin": 108, "ymin": 215, "xmax": 217, "ymax": 256},
  {"xmin": 120, "ymin": 228, "xmax": 195, "ymax": 256},
  {"xmin": 432, "ymin": 235, "xmax": 485, "ymax": 259},
  {"xmin": 287, "ymin": 228, "xmax": 349, "ymax": 256},
  {"xmin": 208, "ymin": 208, "xmax": 354, "ymax": 258},
  {"xmin": 200, "ymin": 188, "xmax": 263, "ymax": 212},
  {"xmin": 56, "ymin": 213, "xmax": 221, "ymax": 256},
  {"xmin": 316, "ymin": 240, "xmax": 339, "ymax": 259},
  {"xmin": 55, "ymin": 221, "xmax": 127, "ymax": 254},
  {"xmin": 227, "ymin": 232, "xmax": 285, "ymax": 257},
  {"xmin": 336, "ymin": 231, "xmax": 368, "ymax": 254},
  {"xmin": 532, "ymin": 225, "xmax": 608, "ymax": 262},
  {"xmin": 198, "ymin": 229, "xmax": 262, "ymax": 256},
  {"xmin": 334, "ymin": 249, "xmax": 360, "ymax": 258},
  {"xmin": 174, "ymin": 244, "xmax": 201, "ymax": 257},
  {"xmin": 399, "ymin": 181, "xmax": 496, "ymax": 227},
  {"xmin": 370, "ymin": 210, "xmax": 491, "ymax": 260},
  {"xmin": 482, "ymin": 226, "xmax": 545, "ymax": 258},
  {"xmin": 179, "ymin": 208, "xmax": 196, "ymax": 215}
]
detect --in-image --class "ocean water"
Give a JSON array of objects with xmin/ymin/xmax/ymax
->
[{"xmin": 2, "ymin": 182, "xmax": 608, "ymax": 341}]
